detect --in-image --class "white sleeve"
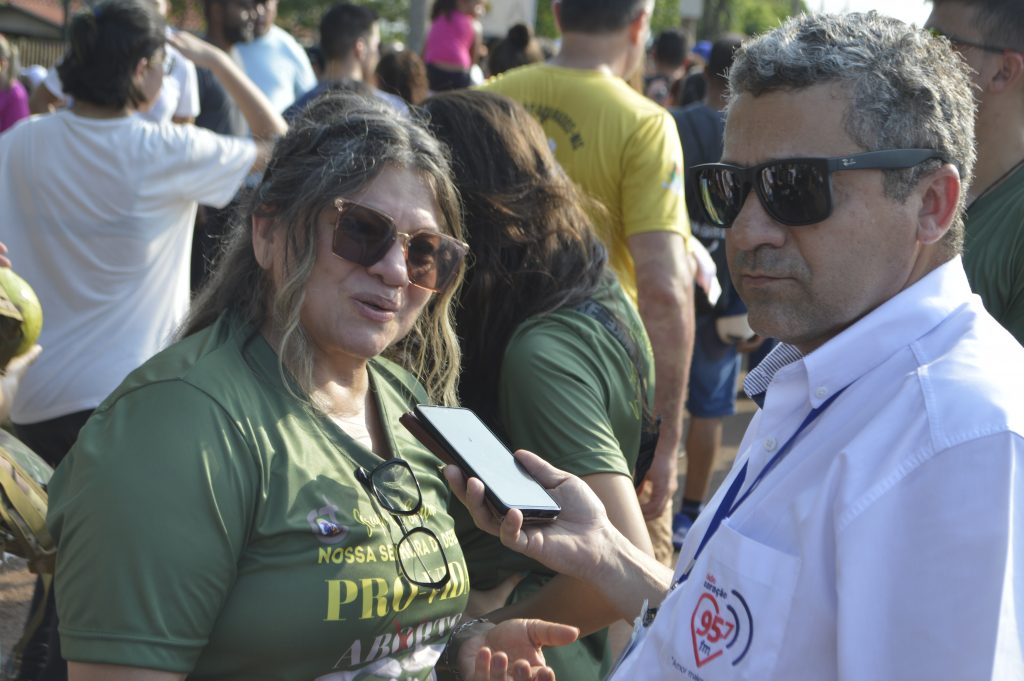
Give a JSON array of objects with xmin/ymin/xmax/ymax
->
[
  {"xmin": 174, "ymin": 126, "xmax": 258, "ymax": 208},
  {"xmin": 291, "ymin": 39, "xmax": 317, "ymax": 101},
  {"xmin": 835, "ymin": 431, "xmax": 1024, "ymax": 681},
  {"xmin": 169, "ymin": 46, "xmax": 200, "ymax": 119}
]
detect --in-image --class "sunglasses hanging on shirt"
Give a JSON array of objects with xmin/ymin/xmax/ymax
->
[{"xmin": 692, "ymin": 149, "xmax": 945, "ymax": 228}]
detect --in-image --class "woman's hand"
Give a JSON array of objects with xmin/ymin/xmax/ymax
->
[
  {"xmin": 458, "ymin": 618, "xmax": 578, "ymax": 681},
  {"xmin": 165, "ymin": 30, "xmax": 225, "ymax": 71},
  {"xmin": 444, "ymin": 450, "xmax": 614, "ymax": 582}
]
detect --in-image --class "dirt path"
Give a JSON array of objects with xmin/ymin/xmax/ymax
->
[{"xmin": 0, "ymin": 556, "xmax": 33, "ymax": 664}]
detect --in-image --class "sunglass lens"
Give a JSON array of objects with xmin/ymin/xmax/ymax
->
[
  {"xmin": 333, "ymin": 205, "xmax": 395, "ymax": 268},
  {"xmin": 758, "ymin": 161, "xmax": 830, "ymax": 226},
  {"xmin": 698, "ymin": 167, "xmax": 744, "ymax": 227},
  {"xmin": 406, "ymin": 233, "xmax": 463, "ymax": 292}
]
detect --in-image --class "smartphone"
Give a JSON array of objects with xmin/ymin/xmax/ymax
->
[{"xmin": 402, "ymin": 405, "xmax": 560, "ymax": 521}]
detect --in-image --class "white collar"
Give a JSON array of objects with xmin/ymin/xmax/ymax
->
[{"xmin": 744, "ymin": 257, "xmax": 973, "ymax": 407}]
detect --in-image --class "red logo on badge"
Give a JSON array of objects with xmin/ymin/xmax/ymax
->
[{"xmin": 691, "ymin": 592, "xmax": 737, "ymax": 667}]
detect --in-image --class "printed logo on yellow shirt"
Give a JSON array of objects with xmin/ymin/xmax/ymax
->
[{"xmin": 662, "ymin": 162, "xmax": 684, "ymax": 196}]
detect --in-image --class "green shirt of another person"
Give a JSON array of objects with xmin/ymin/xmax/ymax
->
[{"xmin": 962, "ymin": 162, "xmax": 1024, "ymax": 343}]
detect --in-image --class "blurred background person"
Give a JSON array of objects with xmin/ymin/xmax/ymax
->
[
  {"xmin": 0, "ymin": 0, "xmax": 284, "ymax": 675},
  {"xmin": 288, "ymin": 3, "xmax": 407, "ymax": 116},
  {"xmin": 481, "ymin": 0, "xmax": 695, "ymax": 569},
  {"xmin": 236, "ymin": 0, "xmax": 317, "ymax": 112},
  {"xmin": 28, "ymin": 0, "xmax": 199, "ymax": 125},
  {"xmin": 424, "ymin": 89, "xmax": 656, "ymax": 681},
  {"xmin": 668, "ymin": 33, "xmax": 756, "ymax": 548},
  {"xmin": 487, "ymin": 23, "xmax": 543, "ymax": 77},
  {"xmin": 423, "ymin": 0, "xmax": 484, "ymax": 91},
  {"xmin": 643, "ymin": 28, "xmax": 686, "ymax": 108},
  {"xmin": 376, "ymin": 48, "xmax": 430, "ymax": 105},
  {"xmin": 0, "ymin": 33, "xmax": 29, "ymax": 133},
  {"xmin": 926, "ymin": 0, "xmax": 1024, "ymax": 345}
]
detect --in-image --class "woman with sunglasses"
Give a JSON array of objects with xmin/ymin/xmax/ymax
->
[
  {"xmin": 45, "ymin": 92, "xmax": 574, "ymax": 681},
  {"xmin": 422, "ymin": 90, "xmax": 657, "ymax": 681}
]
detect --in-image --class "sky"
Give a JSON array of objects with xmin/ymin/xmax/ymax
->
[{"xmin": 814, "ymin": 0, "xmax": 932, "ymax": 27}]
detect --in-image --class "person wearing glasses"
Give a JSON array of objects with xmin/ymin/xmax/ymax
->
[
  {"xmin": 44, "ymin": 92, "xmax": 575, "ymax": 681},
  {"xmin": 422, "ymin": 90, "xmax": 656, "ymax": 681},
  {"xmin": 449, "ymin": 12, "xmax": 1024, "ymax": 681},
  {"xmin": 926, "ymin": 0, "xmax": 1024, "ymax": 346}
]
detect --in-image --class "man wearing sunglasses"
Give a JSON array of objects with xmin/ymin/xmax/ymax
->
[
  {"xmin": 450, "ymin": 11, "xmax": 1024, "ymax": 681},
  {"xmin": 926, "ymin": 0, "xmax": 1024, "ymax": 346}
]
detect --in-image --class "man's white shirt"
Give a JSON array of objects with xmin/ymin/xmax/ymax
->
[{"xmin": 612, "ymin": 257, "xmax": 1024, "ymax": 680}]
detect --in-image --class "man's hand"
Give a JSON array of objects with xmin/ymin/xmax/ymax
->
[
  {"xmin": 458, "ymin": 619, "xmax": 578, "ymax": 681},
  {"xmin": 445, "ymin": 450, "xmax": 614, "ymax": 581}
]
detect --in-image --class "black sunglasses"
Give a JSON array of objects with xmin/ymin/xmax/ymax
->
[
  {"xmin": 355, "ymin": 459, "xmax": 451, "ymax": 589},
  {"xmin": 332, "ymin": 199, "xmax": 468, "ymax": 293},
  {"xmin": 692, "ymin": 149, "xmax": 944, "ymax": 228},
  {"xmin": 928, "ymin": 26, "xmax": 1017, "ymax": 54}
]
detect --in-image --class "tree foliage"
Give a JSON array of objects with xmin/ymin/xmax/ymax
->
[
  {"xmin": 699, "ymin": 0, "xmax": 806, "ymax": 39},
  {"xmin": 535, "ymin": 0, "xmax": 802, "ymax": 41}
]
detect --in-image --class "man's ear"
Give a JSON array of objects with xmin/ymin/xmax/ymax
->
[
  {"xmin": 991, "ymin": 50, "xmax": 1024, "ymax": 94},
  {"xmin": 133, "ymin": 57, "xmax": 148, "ymax": 81},
  {"xmin": 917, "ymin": 164, "xmax": 961, "ymax": 245},
  {"xmin": 627, "ymin": 4, "xmax": 651, "ymax": 45},
  {"xmin": 353, "ymin": 36, "xmax": 367, "ymax": 67},
  {"xmin": 252, "ymin": 213, "xmax": 277, "ymax": 269}
]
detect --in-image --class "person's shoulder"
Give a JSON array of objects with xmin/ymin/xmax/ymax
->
[
  {"xmin": 480, "ymin": 62, "xmax": 548, "ymax": 90},
  {"xmin": 915, "ymin": 300, "xmax": 1024, "ymax": 444},
  {"xmin": 269, "ymin": 24, "xmax": 306, "ymax": 53},
  {"xmin": 370, "ymin": 356, "xmax": 429, "ymax": 405},
  {"xmin": 98, "ymin": 315, "xmax": 273, "ymax": 422}
]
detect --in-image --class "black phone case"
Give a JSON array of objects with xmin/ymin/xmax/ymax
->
[{"xmin": 400, "ymin": 408, "xmax": 559, "ymax": 521}]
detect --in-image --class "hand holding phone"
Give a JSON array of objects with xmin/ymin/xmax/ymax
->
[{"xmin": 401, "ymin": 405, "xmax": 560, "ymax": 521}]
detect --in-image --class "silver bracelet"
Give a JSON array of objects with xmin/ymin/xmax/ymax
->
[{"xmin": 441, "ymin": 616, "xmax": 494, "ymax": 679}]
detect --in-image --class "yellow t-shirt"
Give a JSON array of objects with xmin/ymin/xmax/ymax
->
[{"xmin": 481, "ymin": 63, "xmax": 689, "ymax": 302}]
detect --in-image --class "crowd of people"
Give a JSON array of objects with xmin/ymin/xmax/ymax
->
[{"xmin": 0, "ymin": 0, "xmax": 1021, "ymax": 680}]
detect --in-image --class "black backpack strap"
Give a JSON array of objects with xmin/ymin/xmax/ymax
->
[{"xmin": 573, "ymin": 299, "xmax": 660, "ymax": 488}]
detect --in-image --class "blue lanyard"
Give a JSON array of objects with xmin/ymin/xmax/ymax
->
[{"xmin": 673, "ymin": 388, "xmax": 846, "ymax": 588}]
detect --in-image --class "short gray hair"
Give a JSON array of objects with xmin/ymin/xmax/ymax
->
[
  {"xmin": 728, "ymin": 12, "xmax": 977, "ymax": 255},
  {"xmin": 183, "ymin": 92, "xmax": 464, "ymax": 406}
]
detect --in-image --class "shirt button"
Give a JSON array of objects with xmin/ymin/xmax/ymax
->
[
  {"xmin": 764, "ymin": 437, "xmax": 778, "ymax": 451},
  {"xmin": 815, "ymin": 386, "xmax": 829, "ymax": 399}
]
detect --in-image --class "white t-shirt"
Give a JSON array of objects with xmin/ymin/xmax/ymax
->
[
  {"xmin": 43, "ymin": 36, "xmax": 200, "ymax": 123},
  {"xmin": 0, "ymin": 110, "xmax": 256, "ymax": 423},
  {"xmin": 611, "ymin": 258, "xmax": 1024, "ymax": 680},
  {"xmin": 235, "ymin": 25, "xmax": 316, "ymax": 113}
]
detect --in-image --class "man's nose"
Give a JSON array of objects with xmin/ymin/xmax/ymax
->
[{"xmin": 726, "ymin": 190, "xmax": 789, "ymax": 253}]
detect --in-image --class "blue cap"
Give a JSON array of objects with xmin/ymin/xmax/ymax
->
[{"xmin": 693, "ymin": 40, "xmax": 712, "ymax": 61}]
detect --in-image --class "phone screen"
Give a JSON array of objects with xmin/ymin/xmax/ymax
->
[{"xmin": 415, "ymin": 405, "xmax": 560, "ymax": 515}]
